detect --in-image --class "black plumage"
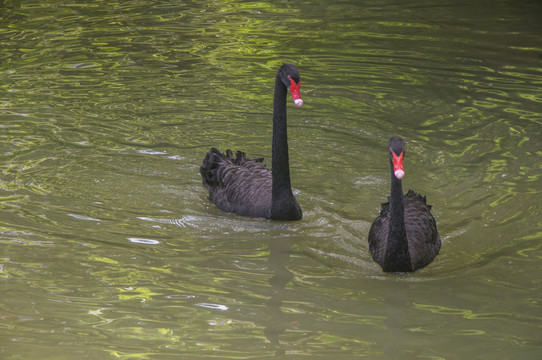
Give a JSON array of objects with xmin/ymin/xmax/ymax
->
[
  {"xmin": 200, "ymin": 64, "xmax": 303, "ymax": 220},
  {"xmin": 368, "ymin": 136, "xmax": 441, "ymax": 272}
]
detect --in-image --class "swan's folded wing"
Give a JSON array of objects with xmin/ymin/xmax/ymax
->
[
  {"xmin": 404, "ymin": 190, "xmax": 441, "ymax": 269},
  {"xmin": 368, "ymin": 208, "xmax": 390, "ymax": 265},
  {"xmin": 210, "ymin": 153, "xmax": 273, "ymax": 218}
]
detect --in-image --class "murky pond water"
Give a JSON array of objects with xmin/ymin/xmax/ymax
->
[{"xmin": 1, "ymin": 0, "xmax": 541, "ymax": 359}]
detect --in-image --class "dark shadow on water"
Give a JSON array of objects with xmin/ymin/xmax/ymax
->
[
  {"xmin": 383, "ymin": 278, "xmax": 409, "ymax": 360},
  {"xmin": 263, "ymin": 226, "xmax": 413, "ymax": 358},
  {"xmin": 264, "ymin": 234, "xmax": 294, "ymax": 356}
]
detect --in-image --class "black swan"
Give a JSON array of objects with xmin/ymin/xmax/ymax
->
[
  {"xmin": 368, "ymin": 136, "xmax": 441, "ymax": 272},
  {"xmin": 200, "ymin": 64, "xmax": 303, "ymax": 220}
]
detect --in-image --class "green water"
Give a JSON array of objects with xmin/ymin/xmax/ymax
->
[{"xmin": 1, "ymin": 0, "xmax": 541, "ymax": 359}]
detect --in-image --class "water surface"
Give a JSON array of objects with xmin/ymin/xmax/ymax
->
[{"xmin": 1, "ymin": 0, "xmax": 541, "ymax": 359}]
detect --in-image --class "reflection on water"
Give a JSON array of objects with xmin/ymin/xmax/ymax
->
[
  {"xmin": 383, "ymin": 280, "xmax": 408, "ymax": 360},
  {"xmin": 1, "ymin": 0, "xmax": 542, "ymax": 358},
  {"xmin": 265, "ymin": 236, "xmax": 294, "ymax": 355}
]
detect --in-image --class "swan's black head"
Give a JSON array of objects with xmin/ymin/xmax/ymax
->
[
  {"xmin": 388, "ymin": 136, "xmax": 405, "ymax": 180},
  {"xmin": 278, "ymin": 63, "xmax": 303, "ymax": 107}
]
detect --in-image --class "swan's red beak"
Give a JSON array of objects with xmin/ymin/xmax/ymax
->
[
  {"xmin": 288, "ymin": 76, "xmax": 303, "ymax": 107},
  {"xmin": 391, "ymin": 149, "xmax": 405, "ymax": 179}
]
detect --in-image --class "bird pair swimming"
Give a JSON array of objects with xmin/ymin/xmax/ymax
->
[{"xmin": 200, "ymin": 64, "xmax": 441, "ymax": 272}]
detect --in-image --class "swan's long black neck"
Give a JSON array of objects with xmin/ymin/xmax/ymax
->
[
  {"xmin": 384, "ymin": 164, "xmax": 412, "ymax": 272},
  {"xmin": 270, "ymin": 72, "xmax": 297, "ymax": 219}
]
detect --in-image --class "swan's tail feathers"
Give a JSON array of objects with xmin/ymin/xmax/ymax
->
[{"xmin": 200, "ymin": 148, "xmax": 228, "ymax": 190}]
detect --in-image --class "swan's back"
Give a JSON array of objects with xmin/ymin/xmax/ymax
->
[
  {"xmin": 368, "ymin": 190, "xmax": 441, "ymax": 271},
  {"xmin": 200, "ymin": 148, "xmax": 272, "ymax": 218}
]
